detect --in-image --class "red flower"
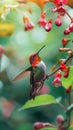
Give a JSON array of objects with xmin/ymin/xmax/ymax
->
[
  {"xmin": 59, "ymin": 63, "xmax": 67, "ymax": 71},
  {"xmin": 55, "ymin": 71, "xmax": 62, "ymax": 78},
  {"xmin": 62, "ymin": 38, "xmax": 70, "ymax": 47},
  {"xmin": 23, "ymin": 16, "xmax": 35, "ymax": 31}
]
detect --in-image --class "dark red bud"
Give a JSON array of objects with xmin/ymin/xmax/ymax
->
[
  {"xmin": 65, "ymin": 85, "xmax": 72, "ymax": 93},
  {"xmin": 64, "ymin": 67, "xmax": 70, "ymax": 78}
]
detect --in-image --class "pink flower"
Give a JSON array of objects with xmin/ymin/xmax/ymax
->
[
  {"xmin": 54, "ymin": 0, "xmax": 67, "ymax": 4},
  {"xmin": 34, "ymin": 122, "xmax": 50, "ymax": 130},
  {"xmin": 39, "ymin": 85, "xmax": 49, "ymax": 94},
  {"xmin": 55, "ymin": 15, "xmax": 62, "ymax": 26},
  {"xmin": 2, "ymin": 100, "xmax": 14, "ymax": 118},
  {"xmin": 34, "ymin": 122, "xmax": 44, "ymax": 130},
  {"xmin": 38, "ymin": 11, "xmax": 47, "ymax": 27},
  {"xmin": 38, "ymin": 17, "xmax": 47, "ymax": 27},
  {"xmin": 52, "ymin": 77, "xmax": 62, "ymax": 87},
  {"xmin": 23, "ymin": 16, "xmax": 35, "ymax": 31},
  {"xmin": 56, "ymin": 115, "xmax": 64, "ymax": 124},
  {"xmin": 44, "ymin": 18, "xmax": 52, "ymax": 32}
]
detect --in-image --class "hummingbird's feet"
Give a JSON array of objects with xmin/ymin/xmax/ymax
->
[{"xmin": 30, "ymin": 81, "xmax": 44, "ymax": 99}]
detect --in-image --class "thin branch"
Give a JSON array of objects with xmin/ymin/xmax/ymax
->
[
  {"xmin": 46, "ymin": 122, "xmax": 58, "ymax": 129},
  {"xmin": 65, "ymin": 10, "xmax": 72, "ymax": 21},
  {"xmin": 43, "ymin": 54, "xmax": 73, "ymax": 81}
]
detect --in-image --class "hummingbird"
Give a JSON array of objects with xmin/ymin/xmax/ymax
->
[{"xmin": 13, "ymin": 45, "xmax": 46, "ymax": 99}]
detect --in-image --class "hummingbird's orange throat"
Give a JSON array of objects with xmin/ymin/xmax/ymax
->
[{"xmin": 30, "ymin": 54, "xmax": 41, "ymax": 67}]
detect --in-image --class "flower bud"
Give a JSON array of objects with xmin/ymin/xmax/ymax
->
[
  {"xmin": 45, "ymin": 18, "xmax": 52, "ymax": 32},
  {"xmin": 64, "ymin": 27, "xmax": 71, "ymax": 35},
  {"xmin": 55, "ymin": 16, "xmax": 62, "ymax": 26},
  {"xmin": 45, "ymin": 22, "xmax": 52, "ymax": 32},
  {"xmin": 0, "ymin": 45, "xmax": 5, "ymax": 57},
  {"xmin": 59, "ymin": 63, "xmax": 67, "ymax": 71}
]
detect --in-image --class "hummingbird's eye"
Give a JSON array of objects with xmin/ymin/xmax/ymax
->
[
  {"xmin": 29, "ymin": 54, "xmax": 37, "ymax": 64},
  {"xmin": 31, "ymin": 56, "xmax": 34, "ymax": 60}
]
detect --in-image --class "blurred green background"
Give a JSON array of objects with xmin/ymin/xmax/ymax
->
[{"xmin": 0, "ymin": 1, "xmax": 73, "ymax": 130}]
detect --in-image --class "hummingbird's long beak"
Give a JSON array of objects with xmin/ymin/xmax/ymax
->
[{"xmin": 37, "ymin": 45, "xmax": 46, "ymax": 54}]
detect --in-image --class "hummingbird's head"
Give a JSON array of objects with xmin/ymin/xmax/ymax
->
[{"xmin": 29, "ymin": 45, "xmax": 45, "ymax": 67}]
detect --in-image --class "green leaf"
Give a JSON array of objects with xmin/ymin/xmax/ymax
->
[
  {"xmin": 40, "ymin": 127, "xmax": 57, "ymax": 130},
  {"xmin": 68, "ymin": 126, "xmax": 73, "ymax": 130},
  {"xmin": 19, "ymin": 94, "xmax": 56, "ymax": 110},
  {"xmin": 16, "ymin": 124, "xmax": 33, "ymax": 130},
  {"xmin": 61, "ymin": 66, "xmax": 73, "ymax": 89}
]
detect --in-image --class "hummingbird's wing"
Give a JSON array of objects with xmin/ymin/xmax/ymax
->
[{"xmin": 13, "ymin": 66, "xmax": 32, "ymax": 82}]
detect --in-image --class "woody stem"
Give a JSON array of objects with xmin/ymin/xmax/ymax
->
[{"xmin": 43, "ymin": 54, "xmax": 73, "ymax": 81}]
